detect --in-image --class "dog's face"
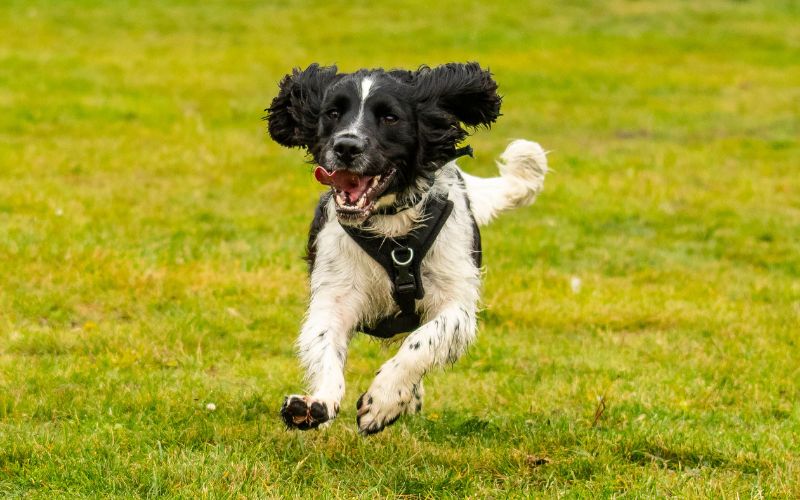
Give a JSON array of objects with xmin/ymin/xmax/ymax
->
[{"xmin": 267, "ymin": 63, "xmax": 501, "ymax": 224}]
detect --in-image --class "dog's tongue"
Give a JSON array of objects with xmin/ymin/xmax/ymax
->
[{"xmin": 314, "ymin": 166, "xmax": 372, "ymax": 204}]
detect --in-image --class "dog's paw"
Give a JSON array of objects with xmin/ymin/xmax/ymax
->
[
  {"xmin": 356, "ymin": 382, "xmax": 423, "ymax": 435},
  {"xmin": 280, "ymin": 395, "xmax": 339, "ymax": 430}
]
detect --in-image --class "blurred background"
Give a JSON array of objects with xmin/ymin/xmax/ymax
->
[{"xmin": 0, "ymin": 0, "xmax": 798, "ymax": 496}]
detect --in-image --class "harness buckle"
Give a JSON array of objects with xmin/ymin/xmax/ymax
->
[{"xmin": 390, "ymin": 247, "xmax": 416, "ymax": 294}]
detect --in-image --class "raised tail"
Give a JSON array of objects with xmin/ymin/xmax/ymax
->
[{"xmin": 460, "ymin": 139, "xmax": 548, "ymax": 226}]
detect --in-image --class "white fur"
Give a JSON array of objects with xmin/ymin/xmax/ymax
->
[{"xmin": 293, "ymin": 139, "xmax": 547, "ymax": 432}]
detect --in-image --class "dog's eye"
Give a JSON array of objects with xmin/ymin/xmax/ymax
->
[
  {"xmin": 381, "ymin": 114, "xmax": 399, "ymax": 125},
  {"xmin": 326, "ymin": 110, "xmax": 340, "ymax": 120}
]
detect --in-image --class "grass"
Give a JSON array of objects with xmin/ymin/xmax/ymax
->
[{"xmin": 1, "ymin": 0, "xmax": 798, "ymax": 497}]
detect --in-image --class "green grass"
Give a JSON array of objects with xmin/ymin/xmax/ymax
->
[{"xmin": 1, "ymin": 0, "xmax": 798, "ymax": 497}]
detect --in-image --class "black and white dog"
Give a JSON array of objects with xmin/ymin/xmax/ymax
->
[{"xmin": 267, "ymin": 62, "xmax": 547, "ymax": 435}]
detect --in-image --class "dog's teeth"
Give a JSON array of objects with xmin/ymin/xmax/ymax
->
[
  {"xmin": 356, "ymin": 196, "xmax": 366, "ymax": 209},
  {"xmin": 371, "ymin": 176, "xmax": 380, "ymax": 187}
]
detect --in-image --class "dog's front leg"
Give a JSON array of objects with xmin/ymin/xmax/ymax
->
[
  {"xmin": 356, "ymin": 303, "xmax": 477, "ymax": 435},
  {"xmin": 280, "ymin": 294, "xmax": 358, "ymax": 430}
]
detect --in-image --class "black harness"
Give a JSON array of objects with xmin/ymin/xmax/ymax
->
[
  {"xmin": 341, "ymin": 147, "xmax": 482, "ymax": 339},
  {"xmin": 343, "ymin": 196, "xmax": 456, "ymax": 338}
]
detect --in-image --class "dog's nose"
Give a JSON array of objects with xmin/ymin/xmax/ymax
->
[{"xmin": 333, "ymin": 136, "xmax": 366, "ymax": 163}]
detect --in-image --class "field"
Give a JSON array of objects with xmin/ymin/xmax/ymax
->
[{"xmin": 1, "ymin": 0, "xmax": 798, "ymax": 497}]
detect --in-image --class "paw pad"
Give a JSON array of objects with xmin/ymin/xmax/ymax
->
[{"xmin": 280, "ymin": 395, "xmax": 331, "ymax": 430}]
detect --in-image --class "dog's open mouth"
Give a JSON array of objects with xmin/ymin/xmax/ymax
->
[{"xmin": 314, "ymin": 166, "xmax": 396, "ymax": 221}]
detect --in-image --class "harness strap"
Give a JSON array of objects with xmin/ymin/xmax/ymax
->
[{"xmin": 343, "ymin": 196, "xmax": 454, "ymax": 338}]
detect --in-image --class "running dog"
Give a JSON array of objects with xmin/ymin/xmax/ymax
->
[{"xmin": 266, "ymin": 62, "xmax": 547, "ymax": 435}]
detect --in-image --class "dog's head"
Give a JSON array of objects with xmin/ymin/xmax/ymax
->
[{"xmin": 266, "ymin": 62, "xmax": 501, "ymax": 224}]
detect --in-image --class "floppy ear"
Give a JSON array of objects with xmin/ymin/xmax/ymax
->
[
  {"xmin": 414, "ymin": 62, "xmax": 502, "ymax": 127},
  {"xmin": 266, "ymin": 63, "xmax": 340, "ymax": 149}
]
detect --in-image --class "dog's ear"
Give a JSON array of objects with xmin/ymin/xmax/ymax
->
[
  {"xmin": 266, "ymin": 64, "xmax": 340, "ymax": 149},
  {"xmin": 414, "ymin": 62, "xmax": 502, "ymax": 127}
]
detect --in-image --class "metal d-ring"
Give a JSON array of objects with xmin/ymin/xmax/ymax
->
[{"xmin": 391, "ymin": 247, "xmax": 414, "ymax": 266}]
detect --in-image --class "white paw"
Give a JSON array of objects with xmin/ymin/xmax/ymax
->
[{"xmin": 356, "ymin": 379, "xmax": 423, "ymax": 435}]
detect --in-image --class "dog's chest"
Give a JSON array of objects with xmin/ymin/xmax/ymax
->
[{"xmin": 311, "ymin": 206, "xmax": 480, "ymax": 325}]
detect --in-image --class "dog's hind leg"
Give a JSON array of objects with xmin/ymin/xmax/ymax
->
[
  {"xmin": 356, "ymin": 303, "xmax": 476, "ymax": 435},
  {"xmin": 461, "ymin": 139, "xmax": 548, "ymax": 226},
  {"xmin": 280, "ymin": 295, "xmax": 358, "ymax": 430}
]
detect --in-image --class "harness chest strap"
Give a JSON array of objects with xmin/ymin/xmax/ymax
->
[{"xmin": 342, "ymin": 196, "xmax": 455, "ymax": 338}]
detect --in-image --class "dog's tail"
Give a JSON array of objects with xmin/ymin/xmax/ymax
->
[{"xmin": 460, "ymin": 139, "xmax": 548, "ymax": 226}]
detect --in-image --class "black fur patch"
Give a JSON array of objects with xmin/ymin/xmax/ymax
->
[
  {"xmin": 305, "ymin": 191, "xmax": 331, "ymax": 271},
  {"xmin": 266, "ymin": 63, "xmax": 342, "ymax": 149},
  {"xmin": 454, "ymin": 169, "xmax": 483, "ymax": 268}
]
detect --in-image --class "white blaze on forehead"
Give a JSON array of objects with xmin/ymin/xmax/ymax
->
[
  {"xmin": 359, "ymin": 77, "xmax": 374, "ymax": 102},
  {"xmin": 336, "ymin": 76, "xmax": 375, "ymax": 138}
]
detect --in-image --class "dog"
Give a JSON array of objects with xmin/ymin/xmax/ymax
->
[{"xmin": 266, "ymin": 62, "xmax": 547, "ymax": 435}]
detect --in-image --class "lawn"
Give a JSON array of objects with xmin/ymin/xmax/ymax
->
[{"xmin": 1, "ymin": 0, "xmax": 798, "ymax": 497}]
